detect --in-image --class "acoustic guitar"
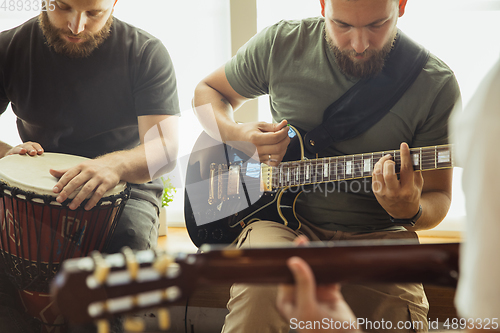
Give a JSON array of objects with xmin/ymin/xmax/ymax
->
[
  {"xmin": 184, "ymin": 126, "xmax": 454, "ymax": 247},
  {"xmin": 51, "ymin": 242, "xmax": 459, "ymax": 328}
]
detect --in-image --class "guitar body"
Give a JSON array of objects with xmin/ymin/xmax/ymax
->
[
  {"xmin": 184, "ymin": 126, "xmax": 454, "ymax": 248},
  {"xmin": 184, "ymin": 127, "xmax": 304, "ymax": 247}
]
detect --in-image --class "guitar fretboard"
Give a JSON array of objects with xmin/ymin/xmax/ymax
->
[{"xmin": 270, "ymin": 145, "xmax": 453, "ymax": 189}]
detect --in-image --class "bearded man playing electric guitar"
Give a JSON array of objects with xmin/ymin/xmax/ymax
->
[{"xmin": 193, "ymin": 0, "xmax": 461, "ymax": 332}]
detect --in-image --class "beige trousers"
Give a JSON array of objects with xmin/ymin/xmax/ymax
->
[{"xmin": 221, "ymin": 219, "xmax": 429, "ymax": 333}]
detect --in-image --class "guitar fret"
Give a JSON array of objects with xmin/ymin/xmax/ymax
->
[
  {"xmin": 309, "ymin": 161, "xmax": 316, "ymax": 184},
  {"xmin": 353, "ymin": 154, "xmax": 362, "ymax": 179},
  {"xmin": 394, "ymin": 150, "xmax": 401, "ymax": 173},
  {"xmin": 412, "ymin": 151, "xmax": 419, "ymax": 168},
  {"xmin": 272, "ymin": 166, "xmax": 277, "ymax": 188},
  {"xmin": 363, "ymin": 155, "xmax": 372, "ymax": 174},
  {"xmin": 434, "ymin": 146, "xmax": 437, "ymax": 170},
  {"xmin": 314, "ymin": 160, "xmax": 318, "ymax": 183},
  {"xmin": 292, "ymin": 162, "xmax": 297, "ymax": 186},
  {"xmin": 353, "ymin": 155, "xmax": 358, "ymax": 178},
  {"xmin": 279, "ymin": 164, "xmax": 283, "ymax": 187},
  {"xmin": 346, "ymin": 159, "xmax": 352, "ymax": 177},
  {"xmin": 330, "ymin": 158, "xmax": 337, "ymax": 181},
  {"xmin": 419, "ymin": 148, "xmax": 423, "ymax": 171},
  {"xmin": 310, "ymin": 160, "xmax": 314, "ymax": 183},
  {"xmin": 305, "ymin": 162, "xmax": 311, "ymax": 184},
  {"xmin": 338, "ymin": 156, "xmax": 345, "ymax": 181},
  {"xmin": 437, "ymin": 146, "xmax": 452, "ymax": 169},
  {"xmin": 317, "ymin": 159, "xmax": 324, "ymax": 183}
]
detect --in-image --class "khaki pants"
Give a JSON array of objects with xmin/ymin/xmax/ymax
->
[{"xmin": 221, "ymin": 219, "xmax": 429, "ymax": 333}]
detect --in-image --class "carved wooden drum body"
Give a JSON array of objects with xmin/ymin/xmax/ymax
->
[{"xmin": 0, "ymin": 153, "xmax": 129, "ymax": 331}]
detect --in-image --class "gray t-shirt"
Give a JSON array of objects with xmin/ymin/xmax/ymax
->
[{"xmin": 225, "ymin": 17, "xmax": 461, "ymax": 232}]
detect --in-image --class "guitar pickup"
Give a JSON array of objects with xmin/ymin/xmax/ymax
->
[{"xmin": 227, "ymin": 164, "xmax": 241, "ymax": 196}]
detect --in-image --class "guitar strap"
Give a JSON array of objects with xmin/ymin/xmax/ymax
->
[{"xmin": 304, "ymin": 30, "xmax": 430, "ymax": 155}]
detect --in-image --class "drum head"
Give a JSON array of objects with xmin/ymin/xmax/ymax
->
[{"xmin": 0, "ymin": 153, "xmax": 126, "ymax": 198}]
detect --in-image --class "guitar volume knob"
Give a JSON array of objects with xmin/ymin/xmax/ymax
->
[
  {"xmin": 212, "ymin": 228, "xmax": 223, "ymax": 241},
  {"xmin": 197, "ymin": 228, "xmax": 208, "ymax": 241}
]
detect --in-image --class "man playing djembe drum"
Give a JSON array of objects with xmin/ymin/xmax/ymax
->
[{"xmin": 0, "ymin": 0, "xmax": 179, "ymax": 332}]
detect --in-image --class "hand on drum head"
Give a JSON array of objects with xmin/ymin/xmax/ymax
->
[
  {"xmin": 50, "ymin": 157, "xmax": 121, "ymax": 211},
  {"xmin": 6, "ymin": 142, "xmax": 44, "ymax": 156}
]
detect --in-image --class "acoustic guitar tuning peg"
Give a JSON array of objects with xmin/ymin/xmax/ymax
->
[
  {"xmin": 153, "ymin": 254, "xmax": 174, "ymax": 275},
  {"xmin": 91, "ymin": 251, "xmax": 110, "ymax": 285},
  {"xmin": 158, "ymin": 308, "xmax": 171, "ymax": 330},
  {"xmin": 123, "ymin": 317, "xmax": 145, "ymax": 332},
  {"xmin": 97, "ymin": 319, "xmax": 110, "ymax": 333},
  {"xmin": 122, "ymin": 247, "xmax": 139, "ymax": 280}
]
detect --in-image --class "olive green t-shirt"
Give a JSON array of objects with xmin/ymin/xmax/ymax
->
[{"xmin": 225, "ymin": 17, "xmax": 461, "ymax": 232}]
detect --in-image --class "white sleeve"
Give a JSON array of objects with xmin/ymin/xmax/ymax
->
[{"xmin": 452, "ymin": 58, "xmax": 500, "ymax": 321}]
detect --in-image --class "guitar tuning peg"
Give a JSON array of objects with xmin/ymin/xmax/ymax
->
[
  {"xmin": 91, "ymin": 251, "xmax": 110, "ymax": 285},
  {"xmin": 123, "ymin": 317, "xmax": 145, "ymax": 332},
  {"xmin": 158, "ymin": 308, "xmax": 171, "ymax": 330},
  {"xmin": 97, "ymin": 319, "xmax": 110, "ymax": 333},
  {"xmin": 152, "ymin": 254, "xmax": 174, "ymax": 275},
  {"xmin": 164, "ymin": 286, "xmax": 182, "ymax": 302},
  {"xmin": 122, "ymin": 247, "xmax": 139, "ymax": 280}
]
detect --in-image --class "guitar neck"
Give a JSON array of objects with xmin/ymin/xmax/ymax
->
[
  {"xmin": 262, "ymin": 144, "xmax": 453, "ymax": 191},
  {"xmin": 51, "ymin": 242, "xmax": 459, "ymax": 324}
]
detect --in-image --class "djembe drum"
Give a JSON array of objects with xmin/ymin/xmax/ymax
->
[{"xmin": 0, "ymin": 153, "xmax": 130, "ymax": 332}]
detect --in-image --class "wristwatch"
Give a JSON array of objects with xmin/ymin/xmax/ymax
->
[{"xmin": 390, "ymin": 205, "xmax": 422, "ymax": 226}]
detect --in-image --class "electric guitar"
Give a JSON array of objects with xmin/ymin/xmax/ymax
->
[
  {"xmin": 184, "ymin": 126, "xmax": 454, "ymax": 247},
  {"xmin": 51, "ymin": 242, "xmax": 459, "ymax": 326}
]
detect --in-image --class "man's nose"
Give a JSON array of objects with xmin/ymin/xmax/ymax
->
[
  {"xmin": 68, "ymin": 14, "xmax": 86, "ymax": 35},
  {"xmin": 350, "ymin": 29, "xmax": 369, "ymax": 54}
]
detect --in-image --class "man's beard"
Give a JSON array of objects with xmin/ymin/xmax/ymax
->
[
  {"xmin": 38, "ymin": 11, "xmax": 113, "ymax": 58},
  {"xmin": 325, "ymin": 28, "xmax": 396, "ymax": 79}
]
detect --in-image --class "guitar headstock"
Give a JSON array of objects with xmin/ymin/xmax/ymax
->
[{"xmin": 51, "ymin": 248, "xmax": 202, "ymax": 328}]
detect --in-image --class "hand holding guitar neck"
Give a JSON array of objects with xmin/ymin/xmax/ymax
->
[{"xmin": 372, "ymin": 142, "xmax": 423, "ymax": 220}]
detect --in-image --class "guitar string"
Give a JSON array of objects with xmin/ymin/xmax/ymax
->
[
  {"xmin": 210, "ymin": 163, "xmax": 453, "ymax": 189},
  {"xmin": 208, "ymin": 147, "xmax": 451, "ymax": 190},
  {"xmin": 210, "ymin": 164, "xmax": 453, "ymax": 193},
  {"xmin": 215, "ymin": 150, "xmax": 449, "ymax": 174},
  {"xmin": 211, "ymin": 152, "xmax": 451, "ymax": 183}
]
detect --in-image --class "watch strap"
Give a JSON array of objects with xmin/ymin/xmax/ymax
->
[{"xmin": 390, "ymin": 205, "xmax": 422, "ymax": 226}]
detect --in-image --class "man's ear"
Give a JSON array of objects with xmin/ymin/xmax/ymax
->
[
  {"xmin": 320, "ymin": 0, "xmax": 326, "ymax": 17},
  {"xmin": 399, "ymin": 0, "xmax": 408, "ymax": 17}
]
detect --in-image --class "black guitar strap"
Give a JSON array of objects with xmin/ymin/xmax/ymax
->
[{"xmin": 304, "ymin": 30, "xmax": 430, "ymax": 154}]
